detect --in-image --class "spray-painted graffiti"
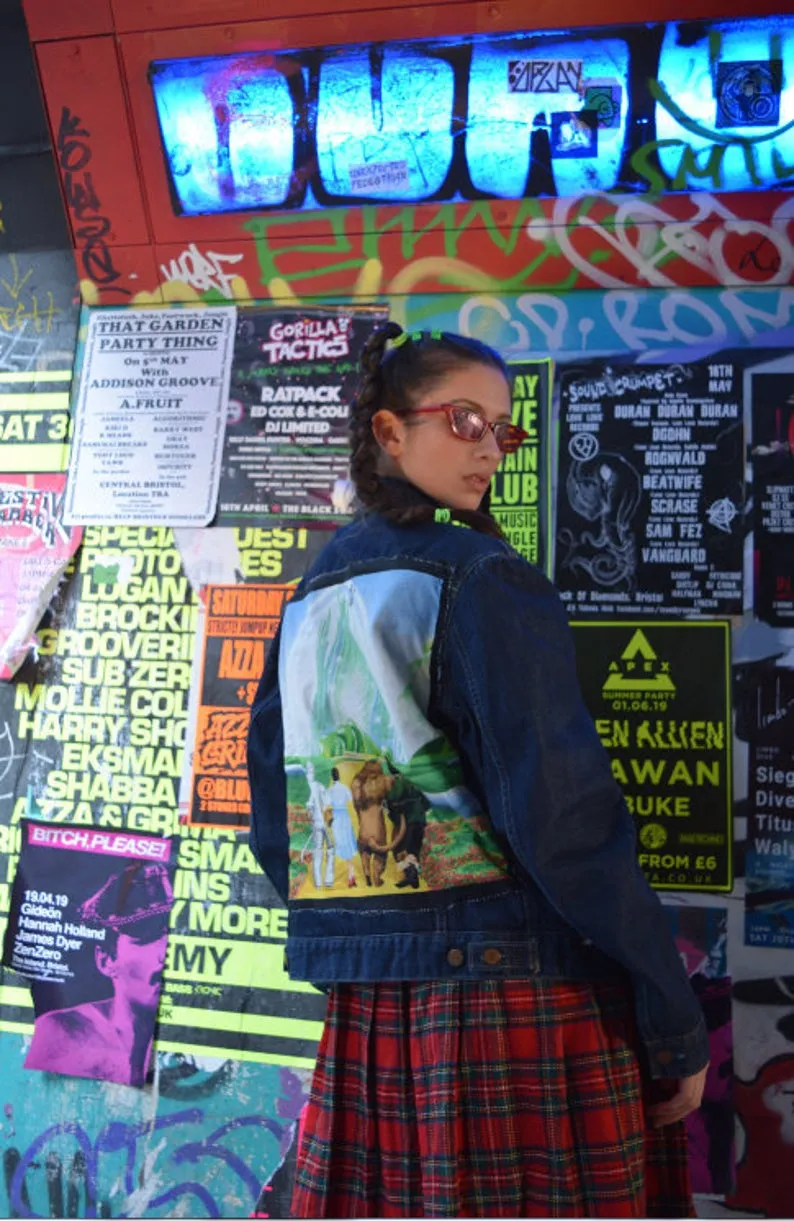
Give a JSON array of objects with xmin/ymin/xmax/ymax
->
[
  {"xmin": 159, "ymin": 245, "xmax": 245, "ymax": 300},
  {"xmin": 55, "ymin": 108, "xmax": 128, "ymax": 297},
  {"xmin": 0, "ymin": 251, "xmax": 78, "ymax": 373},
  {"xmin": 83, "ymin": 271, "xmax": 794, "ymax": 362},
  {"xmin": 446, "ymin": 286, "xmax": 794, "ymax": 357},
  {"xmin": 0, "ymin": 1039, "xmax": 309, "ymax": 1219},
  {"xmin": 148, "ymin": 17, "xmax": 794, "ymax": 217},
  {"xmin": 132, "ymin": 191, "xmax": 794, "ymax": 318},
  {"xmin": 525, "ymin": 192, "xmax": 794, "ymax": 290}
]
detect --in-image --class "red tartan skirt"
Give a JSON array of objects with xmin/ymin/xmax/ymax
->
[{"xmin": 291, "ymin": 978, "xmax": 695, "ymax": 1219}]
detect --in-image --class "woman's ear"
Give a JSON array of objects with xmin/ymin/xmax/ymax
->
[{"xmin": 371, "ymin": 409, "xmax": 406, "ymax": 457}]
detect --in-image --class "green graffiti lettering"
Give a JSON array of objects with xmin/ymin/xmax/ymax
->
[{"xmin": 672, "ymin": 143, "xmax": 726, "ymax": 191}]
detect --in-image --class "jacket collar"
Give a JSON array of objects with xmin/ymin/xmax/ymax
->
[{"xmin": 372, "ymin": 476, "xmax": 440, "ymax": 514}]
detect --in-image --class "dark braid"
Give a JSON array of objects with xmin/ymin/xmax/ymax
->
[
  {"xmin": 348, "ymin": 324, "xmax": 506, "ymax": 539},
  {"xmin": 348, "ymin": 321, "xmax": 402, "ymax": 510}
]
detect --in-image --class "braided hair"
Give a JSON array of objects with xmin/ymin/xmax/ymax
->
[{"xmin": 349, "ymin": 322, "xmax": 508, "ymax": 537}]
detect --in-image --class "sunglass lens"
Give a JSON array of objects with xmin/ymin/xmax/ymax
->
[
  {"xmin": 449, "ymin": 406, "xmax": 487, "ymax": 442},
  {"xmin": 494, "ymin": 424, "xmax": 526, "ymax": 453}
]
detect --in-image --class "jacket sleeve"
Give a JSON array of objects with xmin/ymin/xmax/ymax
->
[
  {"xmin": 247, "ymin": 627, "xmax": 290, "ymax": 905},
  {"xmin": 439, "ymin": 552, "xmax": 709, "ymax": 1080}
]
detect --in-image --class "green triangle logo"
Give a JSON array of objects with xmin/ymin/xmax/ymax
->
[{"xmin": 602, "ymin": 630, "xmax": 676, "ymax": 694}]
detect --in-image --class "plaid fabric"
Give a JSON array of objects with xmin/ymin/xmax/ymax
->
[{"xmin": 291, "ymin": 979, "xmax": 694, "ymax": 1218}]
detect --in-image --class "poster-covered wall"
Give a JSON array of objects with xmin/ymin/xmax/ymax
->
[
  {"xmin": 2, "ymin": 0, "xmax": 794, "ymax": 1214},
  {"xmin": 2, "ymin": 284, "xmax": 794, "ymax": 1216}
]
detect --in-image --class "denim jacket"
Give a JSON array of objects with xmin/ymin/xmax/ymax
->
[{"xmin": 248, "ymin": 481, "xmax": 709, "ymax": 1080}]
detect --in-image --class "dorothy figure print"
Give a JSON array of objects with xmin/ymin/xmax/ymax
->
[{"xmin": 304, "ymin": 763, "xmax": 334, "ymax": 889}]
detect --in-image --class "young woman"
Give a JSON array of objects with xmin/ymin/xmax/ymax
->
[{"xmin": 247, "ymin": 323, "xmax": 709, "ymax": 1219}]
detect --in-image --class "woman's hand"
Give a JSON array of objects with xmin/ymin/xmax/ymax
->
[{"xmin": 648, "ymin": 1065, "xmax": 709, "ymax": 1127}]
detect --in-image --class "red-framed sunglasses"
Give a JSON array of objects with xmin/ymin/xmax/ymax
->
[{"xmin": 410, "ymin": 403, "xmax": 528, "ymax": 454}]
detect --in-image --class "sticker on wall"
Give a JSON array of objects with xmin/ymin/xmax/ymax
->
[
  {"xmin": 490, "ymin": 359, "xmax": 552, "ymax": 569},
  {"xmin": 2, "ymin": 820, "xmax": 177, "ymax": 1087},
  {"xmin": 216, "ymin": 305, "xmax": 387, "ymax": 525},
  {"xmin": 507, "ymin": 59, "xmax": 583, "ymax": 93},
  {"xmin": 555, "ymin": 360, "xmax": 744, "ymax": 617},
  {"xmin": 751, "ymin": 372, "xmax": 794, "ymax": 626},
  {"xmin": 550, "ymin": 110, "xmax": 598, "ymax": 157},
  {"xmin": 582, "ymin": 83, "xmax": 622, "ymax": 128},
  {"xmin": 63, "ymin": 307, "xmax": 237, "ymax": 528},
  {"xmin": 716, "ymin": 60, "xmax": 783, "ymax": 129},
  {"xmin": 0, "ymin": 475, "xmax": 82, "ymax": 680},
  {"xmin": 571, "ymin": 620, "xmax": 733, "ymax": 892},
  {"xmin": 348, "ymin": 160, "xmax": 411, "ymax": 194}
]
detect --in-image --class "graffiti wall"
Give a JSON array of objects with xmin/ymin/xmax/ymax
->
[
  {"xmin": 1, "ymin": 1042, "xmax": 309, "ymax": 1218},
  {"xmin": 0, "ymin": 0, "xmax": 792, "ymax": 1215},
  {"xmin": 14, "ymin": 3, "xmax": 794, "ymax": 307}
]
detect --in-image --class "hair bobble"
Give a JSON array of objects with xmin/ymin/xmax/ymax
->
[
  {"xmin": 390, "ymin": 331, "xmax": 411, "ymax": 349},
  {"xmin": 433, "ymin": 507, "xmax": 471, "ymax": 529}
]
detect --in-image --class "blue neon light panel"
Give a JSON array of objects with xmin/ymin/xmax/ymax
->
[
  {"xmin": 150, "ymin": 56, "xmax": 297, "ymax": 213},
  {"xmin": 654, "ymin": 21, "xmax": 794, "ymax": 193},
  {"xmin": 149, "ymin": 17, "xmax": 794, "ymax": 216},
  {"xmin": 316, "ymin": 48, "xmax": 455, "ymax": 201}
]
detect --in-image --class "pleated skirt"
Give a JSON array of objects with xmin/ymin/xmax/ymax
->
[{"xmin": 290, "ymin": 978, "xmax": 694, "ymax": 1218}]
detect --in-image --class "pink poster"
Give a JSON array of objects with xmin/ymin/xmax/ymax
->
[
  {"xmin": 0, "ymin": 475, "xmax": 82, "ymax": 679},
  {"xmin": 2, "ymin": 820, "xmax": 177, "ymax": 1087}
]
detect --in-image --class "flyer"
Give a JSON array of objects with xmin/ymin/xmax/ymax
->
[
  {"xmin": 63, "ymin": 306, "xmax": 236, "ymax": 526},
  {"xmin": 555, "ymin": 360, "xmax": 744, "ymax": 616},
  {"xmin": 751, "ymin": 372, "xmax": 794, "ymax": 626},
  {"xmin": 571, "ymin": 620, "xmax": 733, "ymax": 891},
  {"xmin": 0, "ymin": 475, "xmax": 83, "ymax": 680},
  {"xmin": 216, "ymin": 305, "xmax": 387, "ymax": 524},
  {"xmin": 490, "ymin": 359, "xmax": 552, "ymax": 568},
  {"xmin": 187, "ymin": 583, "xmax": 295, "ymax": 830},
  {"xmin": 2, "ymin": 819, "xmax": 177, "ymax": 1087},
  {"xmin": 745, "ymin": 672, "xmax": 794, "ymax": 948}
]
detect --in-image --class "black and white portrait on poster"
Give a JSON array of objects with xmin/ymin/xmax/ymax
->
[{"xmin": 555, "ymin": 360, "xmax": 744, "ymax": 616}]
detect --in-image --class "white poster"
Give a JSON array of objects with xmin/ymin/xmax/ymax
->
[{"xmin": 63, "ymin": 307, "xmax": 236, "ymax": 526}]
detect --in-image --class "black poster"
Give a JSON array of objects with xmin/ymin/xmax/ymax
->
[
  {"xmin": 216, "ymin": 305, "xmax": 387, "ymax": 524},
  {"xmin": 555, "ymin": 361, "xmax": 744, "ymax": 616},
  {"xmin": 2, "ymin": 819, "xmax": 177, "ymax": 1086},
  {"xmin": 743, "ymin": 666, "xmax": 794, "ymax": 949},
  {"xmin": 571, "ymin": 620, "xmax": 733, "ymax": 892},
  {"xmin": 751, "ymin": 373, "xmax": 794, "ymax": 626}
]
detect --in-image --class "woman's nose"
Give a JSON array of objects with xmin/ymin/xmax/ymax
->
[{"xmin": 477, "ymin": 426, "xmax": 503, "ymax": 460}]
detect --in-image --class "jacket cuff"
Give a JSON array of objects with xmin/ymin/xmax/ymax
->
[{"xmin": 643, "ymin": 1015, "xmax": 710, "ymax": 1079}]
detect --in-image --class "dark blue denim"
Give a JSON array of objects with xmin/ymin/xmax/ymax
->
[{"xmin": 248, "ymin": 491, "xmax": 709, "ymax": 1080}]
